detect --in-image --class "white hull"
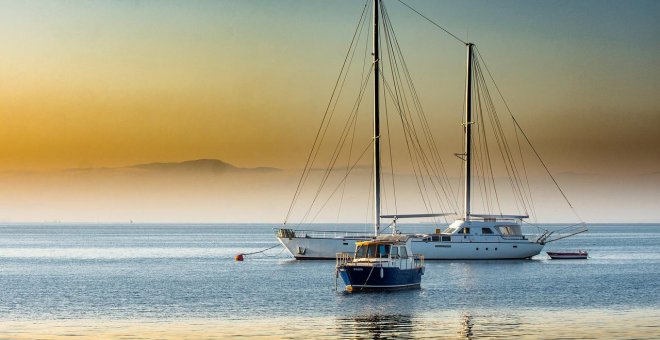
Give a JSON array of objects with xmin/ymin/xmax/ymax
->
[
  {"xmin": 277, "ymin": 235, "xmax": 543, "ymax": 260},
  {"xmin": 277, "ymin": 235, "xmax": 366, "ymax": 260}
]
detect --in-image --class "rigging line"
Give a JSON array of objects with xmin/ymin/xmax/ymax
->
[
  {"xmin": 514, "ymin": 121, "xmax": 538, "ymax": 221},
  {"xmin": 338, "ymin": 17, "xmax": 373, "ymax": 223},
  {"xmin": 380, "ymin": 63, "xmax": 434, "ymax": 215},
  {"xmin": 301, "ymin": 67, "xmax": 374, "ymax": 225},
  {"xmin": 383, "ymin": 77, "xmax": 399, "ymax": 215},
  {"xmin": 299, "ymin": 11, "xmax": 372, "ymax": 224},
  {"xmin": 379, "ymin": 64, "xmax": 432, "ymax": 214},
  {"xmin": 477, "ymin": 73, "xmax": 503, "ymax": 215},
  {"xmin": 366, "ymin": 140, "xmax": 375, "ymax": 229},
  {"xmin": 473, "ymin": 57, "xmax": 527, "ymax": 213},
  {"xmin": 300, "ymin": 70, "xmax": 373, "ymax": 225},
  {"xmin": 313, "ymin": 10, "xmax": 374, "ymax": 196},
  {"xmin": 306, "ymin": 64, "xmax": 373, "ymax": 214},
  {"xmin": 379, "ymin": 66, "xmax": 434, "ymax": 215},
  {"xmin": 380, "ymin": 5, "xmax": 430, "ymax": 212},
  {"xmin": 309, "ymin": 140, "xmax": 374, "ymax": 224},
  {"xmin": 381, "ymin": 4, "xmax": 424, "ymax": 209},
  {"xmin": 381, "ymin": 11, "xmax": 450, "ymax": 217},
  {"xmin": 389, "ymin": 30, "xmax": 459, "ymax": 215},
  {"xmin": 471, "ymin": 76, "xmax": 486, "ymax": 211},
  {"xmin": 475, "ymin": 47, "xmax": 582, "ymax": 221},
  {"xmin": 395, "ymin": 0, "xmax": 466, "ymax": 45},
  {"xmin": 475, "ymin": 54, "xmax": 534, "ymax": 215},
  {"xmin": 474, "ymin": 74, "xmax": 498, "ymax": 214},
  {"xmin": 383, "ymin": 5, "xmax": 456, "ymax": 220},
  {"xmin": 380, "ymin": 11, "xmax": 431, "ymax": 213},
  {"xmin": 474, "ymin": 73, "xmax": 487, "ymax": 212},
  {"xmin": 473, "ymin": 77, "xmax": 493, "ymax": 214},
  {"xmin": 382, "ymin": 8, "xmax": 458, "ymax": 214},
  {"xmin": 474, "ymin": 59, "xmax": 518, "ymax": 214},
  {"xmin": 337, "ymin": 98, "xmax": 361, "ymax": 222},
  {"xmin": 288, "ymin": 3, "xmax": 368, "ymax": 224},
  {"xmin": 285, "ymin": 1, "xmax": 370, "ymax": 224}
]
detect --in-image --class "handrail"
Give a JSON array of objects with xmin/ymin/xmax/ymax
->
[
  {"xmin": 336, "ymin": 252, "xmax": 425, "ymax": 270},
  {"xmin": 336, "ymin": 252, "xmax": 353, "ymax": 267},
  {"xmin": 277, "ymin": 228, "xmax": 372, "ymax": 239}
]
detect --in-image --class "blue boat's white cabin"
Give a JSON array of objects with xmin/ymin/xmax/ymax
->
[{"xmin": 351, "ymin": 235, "xmax": 419, "ymax": 265}]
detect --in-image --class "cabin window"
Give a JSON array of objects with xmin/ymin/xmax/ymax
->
[
  {"xmin": 431, "ymin": 235, "xmax": 440, "ymax": 241},
  {"xmin": 481, "ymin": 228, "xmax": 493, "ymax": 234},
  {"xmin": 459, "ymin": 228, "xmax": 470, "ymax": 234},
  {"xmin": 359, "ymin": 245, "xmax": 379, "ymax": 258},
  {"xmin": 356, "ymin": 246, "xmax": 367, "ymax": 258},
  {"xmin": 442, "ymin": 236, "xmax": 451, "ymax": 242},
  {"xmin": 443, "ymin": 227, "xmax": 456, "ymax": 234},
  {"xmin": 378, "ymin": 244, "xmax": 390, "ymax": 258},
  {"xmin": 498, "ymin": 226, "xmax": 517, "ymax": 236},
  {"xmin": 391, "ymin": 246, "xmax": 399, "ymax": 258},
  {"xmin": 399, "ymin": 246, "xmax": 408, "ymax": 259}
]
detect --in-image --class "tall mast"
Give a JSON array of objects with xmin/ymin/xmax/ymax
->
[
  {"xmin": 373, "ymin": 0, "xmax": 381, "ymax": 235},
  {"xmin": 463, "ymin": 43, "xmax": 474, "ymax": 221}
]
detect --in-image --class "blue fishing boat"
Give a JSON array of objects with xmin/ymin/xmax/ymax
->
[{"xmin": 336, "ymin": 235, "xmax": 424, "ymax": 292}]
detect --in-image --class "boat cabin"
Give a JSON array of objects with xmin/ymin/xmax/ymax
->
[
  {"xmin": 340, "ymin": 234, "xmax": 426, "ymax": 268},
  {"xmin": 354, "ymin": 235, "xmax": 412, "ymax": 261},
  {"xmin": 442, "ymin": 215, "xmax": 527, "ymax": 237}
]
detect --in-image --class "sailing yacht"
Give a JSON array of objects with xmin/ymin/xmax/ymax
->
[{"xmin": 276, "ymin": 0, "xmax": 585, "ymax": 260}]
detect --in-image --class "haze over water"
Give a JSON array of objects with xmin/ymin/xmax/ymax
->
[{"xmin": 1, "ymin": 223, "xmax": 658, "ymax": 339}]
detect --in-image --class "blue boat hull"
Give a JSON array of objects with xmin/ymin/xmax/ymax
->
[{"xmin": 338, "ymin": 265, "xmax": 424, "ymax": 292}]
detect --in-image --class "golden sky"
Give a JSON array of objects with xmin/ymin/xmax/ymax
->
[{"xmin": 0, "ymin": 1, "xmax": 658, "ymax": 176}]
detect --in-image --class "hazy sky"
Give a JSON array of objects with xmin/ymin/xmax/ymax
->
[
  {"xmin": 0, "ymin": 0, "xmax": 658, "ymax": 223},
  {"xmin": 0, "ymin": 0, "xmax": 658, "ymax": 175}
]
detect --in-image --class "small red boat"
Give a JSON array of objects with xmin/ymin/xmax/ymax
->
[{"xmin": 547, "ymin": 250, "xmax": 588, "ymax": 259}]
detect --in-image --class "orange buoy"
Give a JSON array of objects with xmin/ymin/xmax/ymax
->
[{"xmin": 234, "ymin": 254, "xmax": 244, "ymax": 261}]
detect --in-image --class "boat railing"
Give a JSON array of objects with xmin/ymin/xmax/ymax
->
[
  {"xmin": 336, "ymin": 253, "xmax": 425, "ymax": 270},
  {"xmin": 336, "ymin": 252, "xmax": 353, "ymax": 267},
  {"xmin": 277, "ymin": 228, "xmax": 371, "ymax": 239},
  {"xmin": 413, "ymin": 254, "xmax": 424, "ymax": 269},
  {"xmin": 501, "ymin": 235, "xmax": 526, "ymax": 240},
  {"xmin": 391, "ymin": 255, "xmax": 424, "ymax": 270}
]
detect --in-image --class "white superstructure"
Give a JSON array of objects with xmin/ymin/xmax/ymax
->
[{"xmin": 277, "ymin": 215, "xmax": 543, "ymax": 260}]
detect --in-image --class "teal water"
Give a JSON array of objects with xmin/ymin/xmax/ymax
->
[{"xmin": 0, "ymin": 223, "xmax": 659, "ymax": 339}]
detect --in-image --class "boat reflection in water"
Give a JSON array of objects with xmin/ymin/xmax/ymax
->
[
  {"xmin": 460, "ymin": 314, "xmax": 474, "ymax": 340},
  {"xmin": 336, "ymin": 313, "xmax": 415, "ymax": 339}
]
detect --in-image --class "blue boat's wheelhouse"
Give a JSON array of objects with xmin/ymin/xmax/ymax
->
[{"xmin": 336, "ymin": 235, "xmax": 424, "ymax": 292}]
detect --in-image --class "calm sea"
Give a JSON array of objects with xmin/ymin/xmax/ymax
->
[{"xmin": 1, "ymin": 223, "xmax": 659, "ymax": 339}]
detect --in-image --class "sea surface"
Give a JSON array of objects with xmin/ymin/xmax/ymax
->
[{"xmin": 0, "ymin": 223, "xmax": 659, "ymax": 339}]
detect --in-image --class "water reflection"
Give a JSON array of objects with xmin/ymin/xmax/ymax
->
[
  {"xmin": 459, "ymin": 313, "xmax": 473, "ymax": 339},
  {"xmin": 1, "ymin": 309, "xmax": 659, "ymax": 339},
  {"xmin": 337, "ymin": 313, "xmax": 415, "ymax": 339}
]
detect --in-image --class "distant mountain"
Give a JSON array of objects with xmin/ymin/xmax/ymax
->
[{"xmin": 128, "ymin": 159, "xmax": 280, "ymax": 173}]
